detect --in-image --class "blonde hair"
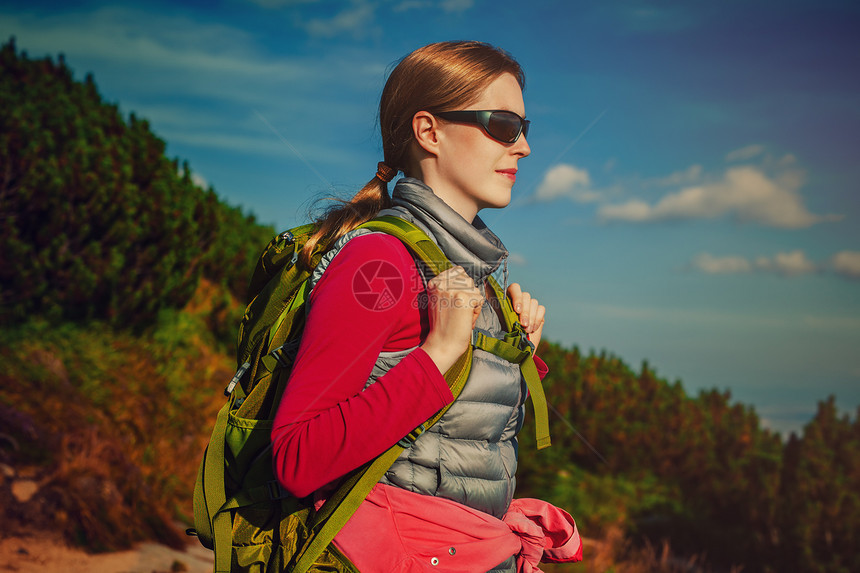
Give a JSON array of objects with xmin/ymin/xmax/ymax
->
[{"xmin": 298, "ymin": 41, "xmax": 524, "ymax": 269}]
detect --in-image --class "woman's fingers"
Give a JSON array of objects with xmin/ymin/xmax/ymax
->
[
  {"xmin": 529, "ymin": 316, "xmax": 544, "ymax": 349},
  {"xmin": 519, "ymin": 291, "xmax": 532, "ymax": 328},
  {"xmin": 421, "ymin": 267, "xmax": 485, "ymax": 373},
  {"xmin": 531, "ymin": 300, "xmax": 545, "ymax": 332},
  {"xmin": 507, "ymin": 282, "xmax": 523, "ymax": 312},
  {"xmin": 427, "ymin": 268, "xmax": 483, "ymax": 315},
  {"xmin": 426, "ymin": 272, "xmax": 548, "ymax": 367},
  {"xmin": 520, "ymin": 295, "xmax": 545, "ymax": 348},
  {"xmin": 507, "ymin": 282, "xmax": 545, "ymax": 333},
  {"xmin": 428, "ymin": 266, "xmax": 475, "ymax": 291}
]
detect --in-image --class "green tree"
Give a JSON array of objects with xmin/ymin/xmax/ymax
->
[{"xmin": 776, "ymin": 397, "xmax": 860, "ymax": 573}]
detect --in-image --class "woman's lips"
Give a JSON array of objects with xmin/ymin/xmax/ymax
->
[{"xmin": 497, "ymin": 169, "xmax": 517, "ymax": 182}]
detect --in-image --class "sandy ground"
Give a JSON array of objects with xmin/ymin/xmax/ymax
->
[{"xmin": 0, "ymin": 535, "xmax": 214, "ymax": 573}]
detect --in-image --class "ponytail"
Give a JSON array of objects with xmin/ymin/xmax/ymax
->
[{"xmin": 298, "ymin": 169, "xmax": 394, "ymax": 269}]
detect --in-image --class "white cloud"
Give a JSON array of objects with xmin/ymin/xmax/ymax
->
[
  {"xmin": 688, "ymin": 250, "xmax": 860, "ymax": 279},
  {"xmin": 395, "ymin": 0, "xmax": 474, "ymax": 12},
  {"xmin": 651, "ymin": 164, "xmax": 702, "ymax": 186},
  {"xmin": 599, "ymin": 165, "xmax": 840, "ymax": 229},
  {"xmin": 778, "ymin": 153, "xmax": 797, "ymax": 167},
  {"xmin": 1, "ymin": 8, "xmax": 317, "ymax": 80},
  {"xmin": 755, "ymin": 250, "xmax": 817, "ymax": 276},
  {"xmin": 726, "ymin": 144, "xmax": 765, "ymax": 162},
  {"xmin": 692, "ymin": 253, "xmax": 753, "ymax": 274},
  {"xmin": 165, "ymin": 130, "xmax": 357, "ymax": 164},
  {"xmin": 302, "ymin": 2, "xmax": 377, "ymax": 39},
  {"xmin": 191, "ymin": 172, "xmax": 209, "ymax": 189},
  {"xmin": 831, "ymin": 251, "xmax": 860, "ymax": 279},
  {"xmin": 175, "ymin": 164, "xmax": 208, "ymax": 188},
  {"xmin": 507, "ymin": 252, "xmax": 527, "ymax": 265},
  {"xmin": 534, "ymin": 164, "xmax": 601, "ymax": 203},
  {"xmin": 598, "ymin": 199, "xmax": 652, "ymax": 221}
]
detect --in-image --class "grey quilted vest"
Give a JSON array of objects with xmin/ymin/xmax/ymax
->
[{"xmin": 309, "ymin": 178, "xmax": 524, "ymax": 572}]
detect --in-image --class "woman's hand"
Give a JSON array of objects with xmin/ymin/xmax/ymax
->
[
  {"xmin": 420, "ymin": 266, "xmax": 484, "ymax": 374},
  {"xmin": 506, "ymin": 283, "xmax": 545, "ymax": 350}
]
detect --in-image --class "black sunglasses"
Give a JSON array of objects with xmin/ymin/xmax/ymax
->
[{"xmin": 433, "ymin": 110, "xmax": 530, "ymax": 144}]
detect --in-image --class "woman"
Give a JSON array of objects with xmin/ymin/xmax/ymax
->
[{"xmin": 271, "ymin": 41, "xmax": 581, "ymax": 572}]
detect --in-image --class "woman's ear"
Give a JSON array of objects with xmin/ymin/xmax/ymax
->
[{"xmin": 412, "ymin": 111, "xmax": 440, "ymax": 157}]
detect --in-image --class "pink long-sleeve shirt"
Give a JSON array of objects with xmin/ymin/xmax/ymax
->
[{"xmin": 271, "ymin": 233, "xmax": 546, "ymax": 498}]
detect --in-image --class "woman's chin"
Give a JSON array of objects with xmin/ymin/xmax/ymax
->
[{"xmin": 480, "ymin": 195, "xmax": 512, "ymax": 211}]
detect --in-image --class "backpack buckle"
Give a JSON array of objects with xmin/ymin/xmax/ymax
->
[
  {"xmin": 225, "ymin": 362, "xmax": 251, "ymax": 396},
  {"xmin": 266, "ymin": 480, "xmax": 290, "ymax": 501},
  {"xmin": 512, "ymin": 322, "xmax": 535, "ymax": 355},
  {"xmin": 270, "ymin": 340, "xmax": 300, "ymax": 368},
  {"xmin": 397, "ymin": 423, "xmax": 427, "ymax": 448}
]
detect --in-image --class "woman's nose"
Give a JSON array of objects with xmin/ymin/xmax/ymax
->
[{"xmin": 513, "ymin": 134, "xmax": 530, "ymax": 158}]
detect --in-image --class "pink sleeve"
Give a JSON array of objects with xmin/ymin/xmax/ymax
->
[
  {"xmin": 505, "ymin": 498, "xmax": 583, "ymax": 567},
  {"xmin": 533, "ymin": 355, "xmax": 549, "ymax": 380},
  {"xmin": 271, "ymin": 233, "xmax": 454, "ymax": 498}
]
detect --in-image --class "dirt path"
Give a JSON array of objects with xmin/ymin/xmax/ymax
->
[{"xmin": 0, "ymin": 535, "xmax": 214, "ymax": 573}]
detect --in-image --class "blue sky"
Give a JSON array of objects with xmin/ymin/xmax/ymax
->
[{"xmin": 4, "ymin": 0, "xmax": 858, "ymax": 435}]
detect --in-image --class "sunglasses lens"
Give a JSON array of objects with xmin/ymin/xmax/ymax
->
[{"xmin": 487, "ymin": 112, "xmax": 523, "ymax": 143}]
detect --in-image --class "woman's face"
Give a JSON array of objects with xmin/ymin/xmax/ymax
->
[{"xmin": 431, "ymin": 72, "xmax": 531, "ymax": 221}]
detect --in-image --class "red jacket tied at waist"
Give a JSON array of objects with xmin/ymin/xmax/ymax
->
[{"xmin": 322, "ymin": 483, "xmax": 583, "ymax": 572}]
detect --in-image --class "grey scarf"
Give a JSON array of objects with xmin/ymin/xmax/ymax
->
[{"xmin": 381, "ymin": 177, "xmax": 509, "ymax": 287}]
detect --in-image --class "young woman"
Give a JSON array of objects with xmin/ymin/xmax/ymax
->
[{"xmin": 271, "ymin": 41, "xmax": 581, "ymax": 572}]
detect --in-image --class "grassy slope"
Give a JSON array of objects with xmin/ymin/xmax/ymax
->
[{"xmin": 0, "ymin": 279, "xmax": 238, "ymax": 551}]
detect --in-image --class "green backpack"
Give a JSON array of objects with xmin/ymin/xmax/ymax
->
[{"xmin": 190, "ymin": 215, "xmax": 551, "ymax": 573}]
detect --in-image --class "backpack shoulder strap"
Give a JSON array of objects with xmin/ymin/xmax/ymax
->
[
  {"xmin": 485, "ymin": 275, "xmax": 552, "ymax": 450},
  {"xmin": 292, "ymin": 348, "xmax": 473, "ymax": 573},
  {"xmin": 364, "ymin": 215, "xmax": 550, "ymax": 450},
  {"xmin": 362, "ymin": 215, "xmax": 550, "ymax": 450},
  {"xmin": 290, "ymin": 215, "xmax": 466, "ymax": 573},
  {"xmin": 360, "ymin": 215, "xmax": 452, "ymax": 275}
]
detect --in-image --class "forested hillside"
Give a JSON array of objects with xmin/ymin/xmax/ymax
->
[
  {"xmin": 518, "ymin": 346, "xmax": 860, "ymax": 572},
  {"xmin": 1, "ymin": 41, "xmax": 858, "ymax": 573},
  {"xmin": 0, "ymin": 38, "xmax": 272, "ymax": 328}
]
